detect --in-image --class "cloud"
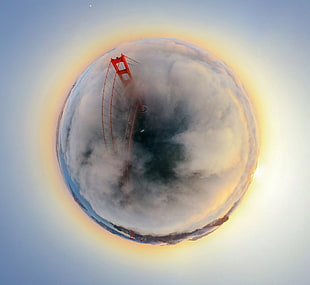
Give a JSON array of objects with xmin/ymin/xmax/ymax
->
[{"xmin": 57, "ymin": 38, "xmax": 258, "ymax": 241}]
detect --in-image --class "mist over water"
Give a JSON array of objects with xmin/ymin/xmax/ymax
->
[{"xmin": 57, "ymin": 38, "xmax": 258, "ymax": 244}]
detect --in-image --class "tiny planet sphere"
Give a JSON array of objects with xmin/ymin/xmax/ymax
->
[{"xmin": 56, "ymin": 38, "xmax": 258, "ymax": 245}]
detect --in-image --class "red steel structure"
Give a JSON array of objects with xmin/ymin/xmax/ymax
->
[
  {"xmin": 110, "ymin": 54, "xmax": 133, "ymax": 85},
  {"xmin": 101, "ymin": 54, "xmax": 144, "ymax": 184}
]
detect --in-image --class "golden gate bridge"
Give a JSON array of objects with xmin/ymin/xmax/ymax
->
[{"xmin": 101, "ymin": 54, "xmax": 146, "ymax": 185}]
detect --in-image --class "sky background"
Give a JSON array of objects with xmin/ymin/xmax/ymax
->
[{"xmin": 0, "ymin": 0, "xmax": 309, "ymax": 284}]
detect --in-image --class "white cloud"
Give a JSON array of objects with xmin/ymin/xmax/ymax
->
[{"xmin": 57, "ymin": 38, "xmax": 258, "ymax": 238}]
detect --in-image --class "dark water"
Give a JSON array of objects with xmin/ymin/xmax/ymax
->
[{"xmin": 132, "ymin": 99, "xmax": 189, "ymax": 184}]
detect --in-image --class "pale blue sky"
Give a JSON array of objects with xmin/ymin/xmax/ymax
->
[{"xmin": 0, "ymin": 1, "xmax": 309, "ymax": 284}]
